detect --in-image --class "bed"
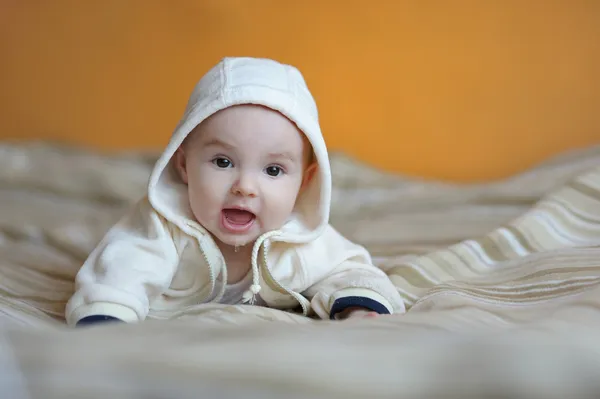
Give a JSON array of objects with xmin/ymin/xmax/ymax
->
[{"xmin": 1, "ymin": 141, "xmax": 600, "ymax": 398}]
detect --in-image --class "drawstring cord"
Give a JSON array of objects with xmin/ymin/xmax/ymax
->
[{"xmin": 242, "ymin": 230, "xmax": 281, "ymax": 304}]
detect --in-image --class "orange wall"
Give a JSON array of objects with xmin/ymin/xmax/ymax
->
[{"xmin": 1, "ymin": 1, "xmax": 599, "ymax": 182}]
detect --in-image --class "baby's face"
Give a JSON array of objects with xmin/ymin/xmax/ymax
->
[{"xmin": 175, "ymin": 104, "xmax": 314, "ymax": 249}]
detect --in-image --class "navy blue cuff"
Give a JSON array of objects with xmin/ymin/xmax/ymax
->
[
  {"xmin": 76, "ymin": 315, "xmax": 124, "ymax": 327},
  {"xmin": 329, "ymin": 296, "xmax": 391, "ymax": 320}
]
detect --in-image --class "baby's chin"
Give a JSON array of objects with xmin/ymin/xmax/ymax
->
[
  {"xmin": 206, "ymin": 220, "xmax": 285, "ymax": 250},
  {"xmin": 221, "ymin": 235, "xmax": 256, "ymax": 248},
  {"xmin": 213, "ymin": 230, "xmax": 262, "ymax": 250}
]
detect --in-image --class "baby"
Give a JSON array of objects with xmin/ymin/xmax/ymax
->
[{"xmin": 65, "ymin": 57, "xmax": 406, "ymax": 326}]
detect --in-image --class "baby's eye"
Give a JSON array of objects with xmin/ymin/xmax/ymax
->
[
  {"xmin": 212, "ymin": 158, "xmax": 232, "ymax": 168},
  {"xmin": 265, "ymin": 165, "xmax": 283, "ymax": 177}
]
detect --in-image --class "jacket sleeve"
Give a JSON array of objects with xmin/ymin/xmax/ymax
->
[
  {"xmin": 300, "ymin": 226, "xmax": 406, "ymax": 320},
  {"xmin": 65, "ymin": 196, "xmax": 180, "ymax": 326}
]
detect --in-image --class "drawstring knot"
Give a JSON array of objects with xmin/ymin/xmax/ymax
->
[{"xmin": 242, "ymin": 284, "xmax": 262, "ymax": 304}]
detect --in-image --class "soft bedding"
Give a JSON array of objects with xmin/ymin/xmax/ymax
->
[{"xmin": 1, "ymin": 141, "xmax": 600, "ymax": 398}]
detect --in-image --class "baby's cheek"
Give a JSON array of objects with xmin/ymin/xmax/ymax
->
[
  {"xmin": 268, "ymin": 192, "xmax": 299, "ymax": 224},
  {"xmin": 188, "ymin": 182, "xmax": 221, "ymax": 219},
  {"xmin": 195, "ymin": 174, "xmax": 227, "ymax": 200}
]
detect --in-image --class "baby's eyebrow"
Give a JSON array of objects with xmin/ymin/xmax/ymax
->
[
  {"xmin": 202, "ymin": 138, "xmax": 235, "ymax": 150},
  {"xmin": 268, "ymin": 152, "xmax": 296, "ymax": 161}
]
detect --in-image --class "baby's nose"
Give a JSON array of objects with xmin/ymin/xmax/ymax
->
[{"xmin": 231, "ymin": 172, "xmax": 258, "ymax": 197}]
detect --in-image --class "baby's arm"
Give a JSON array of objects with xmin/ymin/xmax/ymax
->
[
  {"xmin": 65, "ymin": 197, "xmax": 180, "ymax": 327},
  {"xmin": 306, "ymin": 257, "xmax": 405, "ymax": 320},
  {"xmin": 300, "ymin": 227, "xmax": 406, "ymax": 320}
]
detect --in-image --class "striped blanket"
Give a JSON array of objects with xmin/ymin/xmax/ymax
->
[{"xmin": 1, "ymin": 141, "xmax": 600, "ymax": 398}]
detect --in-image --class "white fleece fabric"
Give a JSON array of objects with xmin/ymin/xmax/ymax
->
[{"xmin": 64, "ymin": 57, "xmax": 406, "ymax": 326}]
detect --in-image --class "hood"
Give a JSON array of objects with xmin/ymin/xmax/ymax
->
[{"xmin": 147, "ymin": 57, "xmax": 332, "ymax": 246}]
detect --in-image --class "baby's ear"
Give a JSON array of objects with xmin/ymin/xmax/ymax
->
[
  {"xmin": 301, "ymin": 162, "xmax": 318, "ymax": 191},
  {"xmin": 173, "ymin": 147, "xmax": 189, "ymax": 184}
]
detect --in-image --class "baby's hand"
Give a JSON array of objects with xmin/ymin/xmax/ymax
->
[{"xmin": 337, "ymin": 307, "xmax": 379, "ymax": 320}]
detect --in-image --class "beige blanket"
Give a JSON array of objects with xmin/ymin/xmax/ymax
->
[{"xmin": 1, "ymin": 141, "xmax": 600, "ymax": 398}]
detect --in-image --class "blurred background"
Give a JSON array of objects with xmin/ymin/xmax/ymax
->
[{"xmin": 1, "ymin": 0, "xmax": 598, "ymax": 182}]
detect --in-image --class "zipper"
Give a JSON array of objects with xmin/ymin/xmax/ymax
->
[{"xmin": 198, "ymin": 237, "xmax": 219, "ymax": 304}]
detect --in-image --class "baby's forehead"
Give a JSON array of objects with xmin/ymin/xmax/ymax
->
[
  {"xmin": 186, "ymin": 122, "xmax": 308, "ymax": 148},
  {"xmin": 183, "ymin": 107, "xmax": 314, "ymax": 163}
]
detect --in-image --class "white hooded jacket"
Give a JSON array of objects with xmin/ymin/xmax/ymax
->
[{"xmin": 65, "ymin": 57, "xmax": 406, "ymax": 326}]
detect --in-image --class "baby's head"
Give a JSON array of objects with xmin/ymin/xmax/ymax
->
[
  {"xmin": 174, "ymin": 104, "xmax": 317, "ymax": 249},
  {"xmin": 146, "ymin": 57, "xmax": 330, "ymax": 251}
]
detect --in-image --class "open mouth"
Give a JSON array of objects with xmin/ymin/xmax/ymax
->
[{"xmin": 221, "ymin": 208, "xmax": 256, "ymax": 233}]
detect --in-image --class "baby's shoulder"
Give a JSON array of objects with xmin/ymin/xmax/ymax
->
[{"xmin": 285, "ymin": 224, "xmax": 370, "ymax": 263}]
